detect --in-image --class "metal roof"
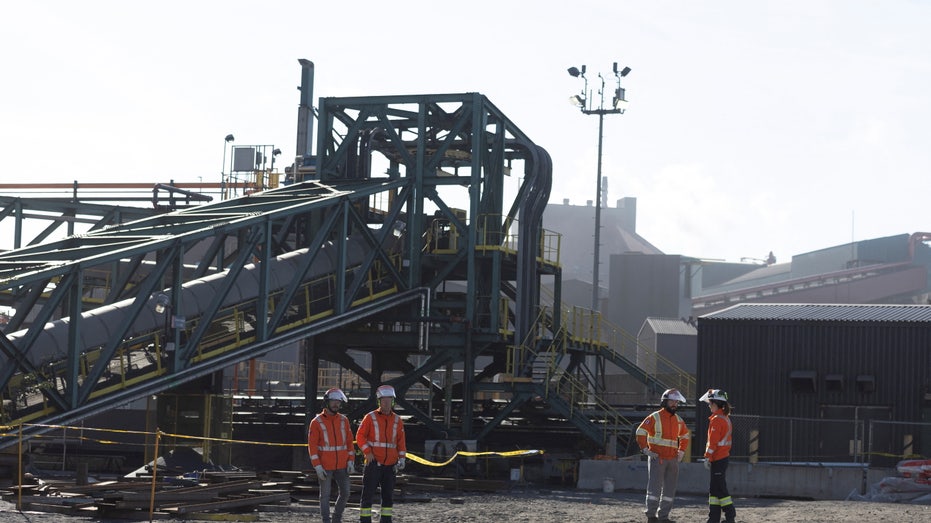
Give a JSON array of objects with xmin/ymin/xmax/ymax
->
[
  {"xmin": 644, "ymin": 317, "xmax": 697, "ymax": 336},
  {"xmin": 701, "ymin": 303, "xmax": 931, "ymax": 322}
]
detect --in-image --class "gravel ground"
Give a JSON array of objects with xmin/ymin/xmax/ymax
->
[{"xmin": 3, "ymin": 488, "xmax": 931, "ymax": 522}]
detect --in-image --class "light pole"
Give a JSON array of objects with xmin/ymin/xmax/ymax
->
[
  {"xmin": 568, "ymin": 63, "xmax": 630, "ymax": 312},
  {"xmin": 221, "ymin": 134, "xmax": 235, "ymax": 199}
]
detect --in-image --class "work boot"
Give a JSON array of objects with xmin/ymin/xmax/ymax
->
[
  {"xmin": 647, "ymin": 517, "xmax": 658, "ymax": 523},
  {"xmin": 659, "ymin": 519, "xmax": 676, "ymax": 523}
]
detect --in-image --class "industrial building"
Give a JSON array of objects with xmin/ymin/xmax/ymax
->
[
  {"xmin": 544, "ymin": 194, "xmax": 931, "ymax": 418},
  {"xmin": 1, "ymin": 60, "xmax": 688, "ymax": 481}
]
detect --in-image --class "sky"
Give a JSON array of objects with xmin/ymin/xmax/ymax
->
[{"xmin": 2, "ymin": 1, "xmax": 930, "ymax": 264}]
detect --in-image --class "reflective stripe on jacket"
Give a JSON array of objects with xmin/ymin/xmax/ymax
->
[
  {"xmin": 636, "ymin": 409, "xmax": 690, "ymax": 459},
  {"xmin": 704, "ymin": 412, "xmax": 732, "ymax": 462},
  {"xmin": 307, "ymin": 409, "xmax": 354, "ymax": 470},
  {"xmin": 356, "ymin": 409, "xmax": 407, "ymax": 466}
]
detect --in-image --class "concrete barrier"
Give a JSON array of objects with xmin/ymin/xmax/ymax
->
[{"xmin": 578, "ymin": 459, "xmax": 893, "ymax": 500}]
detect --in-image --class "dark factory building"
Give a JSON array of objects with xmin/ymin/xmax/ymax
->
[{"xmin": 697, "ymin": 303, "xmax": 931, "ymax": 466}]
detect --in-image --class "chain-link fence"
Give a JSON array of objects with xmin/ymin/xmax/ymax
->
[
  {"xmin": 727, "ymin": 414, "xmax": 931, "ymax": 466},
  {"xmin": 866, "ymin": 419, "xmax": 931, "ymax": 468}
]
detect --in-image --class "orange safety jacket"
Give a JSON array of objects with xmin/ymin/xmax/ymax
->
[
  {"xmin": 307, "ymin": 409, "xmax": 354, "ymax": 471},
  {"xmin": 356, "ymin": 409, "xmax": 407, "ymax": 466},
  {"xmin": 636, "ymin": 408, "xmax": 690, "ymax": 460},
  {"xmin": 704, "ymin": 411, "xmax": 732, "ymax": 462}
]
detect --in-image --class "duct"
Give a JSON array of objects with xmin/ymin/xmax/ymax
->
[
  {"xmin": 4, "ymin": 234, "xmax": 394, "ymax": 367},
  {"xmin": 513, "ymin": 142, "xmax": 553, "ymax": 370},
  {"xmin": 355, "ymin": 128, "xmax": 386, "ymax": 180}
]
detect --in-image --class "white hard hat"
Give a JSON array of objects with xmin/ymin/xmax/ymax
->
[
  {"xmin": 699, "ymin": 388, "xmax": 729, "ymax": 403},
  {"xmin": 324, "ymin": 387, "xmax": 348, "ymax": 403},
  {"xmin": 661, "ymin": 388, "xmax": 687, "ymax": 404},
  {"xmin": 375, "ymin": 385, "xmax": 396, "ymax": 399}
]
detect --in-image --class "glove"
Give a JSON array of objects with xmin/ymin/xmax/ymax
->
[
  {"xmin": 677, "ymin": 450, "xmax": 685, "ymax": 462},
  {"xmin": 314, "ymin": 464, "xmax": 327, "ymax": 481},
  {"xmin": 347, "ymin": 460, "xmax": 355, "ymax": 475},
  {"xmin": 364, "ymin": 453, "xmax": 374, "ymax": 465},
  {"xmin": 394, "ymin": 457, "xmax": 406, "ymax": 472},
  {"xmin": 642, "ymin": 448, "xmax": 658, "ymax": 459},
  {"xmin": 704, "ymin": 459, "xmax": 712, "ymax": 470}
]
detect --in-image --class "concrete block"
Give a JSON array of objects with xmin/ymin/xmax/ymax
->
[{"xmin": 578, "ymin": 459, "xmax": 894, "ymax": 500}]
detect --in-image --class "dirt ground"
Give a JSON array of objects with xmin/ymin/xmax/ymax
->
[
  {"xmin": 359, "ymin": 489, "xmax": 930, "ymax": 523},
  {"xmin": 3, "ymin": 487, "xmax": 931, "ymax": 522}
]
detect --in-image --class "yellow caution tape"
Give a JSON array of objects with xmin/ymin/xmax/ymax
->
[
  {"xmin": 5, "ymin": 423, "xmax": 543, "ymax": 467},
  {"xmin": 407, "ymin": 449, "xmax": 543, "ymax": 467}
]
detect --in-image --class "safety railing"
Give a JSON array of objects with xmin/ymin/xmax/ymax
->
[
  {"xmin": 227, "ymin": 362, "xmax": 364, "ymax": 396},
  {"xmin": 474, "ymin": 214, "xmax": 560, "ymax": 267},
  {"xmin": 539, "ymin": 285, "xmax": 696, "ymax": 399},
  {"xmin": 598, "ymin": 321, "xmax": 695, "ymax": 399},
  {"xmin": 504, "ymin": 312, "xmax": 634, "ymax": 448},
  {"xmin": 527, "ymin": 327, "xmax": 634, "ymax": 448},
  {"xmin": 423, "ymin": 216, "xmax": 463, "ymax": 254},
  {"xmin": 0, "ymin": 266, "xmax": 116, "ymax": 312},
  {"xmin": 504, "ymin": 307, "xmax": 551, "ymax": 378}
]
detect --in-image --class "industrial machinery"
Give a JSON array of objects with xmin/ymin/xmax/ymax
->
[{"xmin": 0, "ymin": 60, "xmax": 690, "ymax": 462}]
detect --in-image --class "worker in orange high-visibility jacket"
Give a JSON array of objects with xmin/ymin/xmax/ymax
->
[
  {"xmin": 701, "ymin": 388, "xmax": 736, "ymax": 523},
  {"xmin": 307, "ymin": 387, "xmax": 355, "ymax": 523},
  {"xmin": 636, "ymin": 388, "xmax": 690, "ymax": 523},
  {"xmin": 356, "ymin": 384, "xmax": 407, "ymax": 523}
]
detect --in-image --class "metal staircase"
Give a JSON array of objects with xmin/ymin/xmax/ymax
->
[
  {"xmin": 540, "ymin": 285, "xmax": 696, "ymax": 399},
  {"xmin": 499, "ymin": 282, "xmax": 697, "ymax": 453},
  {"xmin": 508, "ymin": 325, "xmax": 635, "ymax": 453}
]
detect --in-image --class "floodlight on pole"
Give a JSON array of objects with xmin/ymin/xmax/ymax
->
[
  {"xmin": 567, "ymin": 62, "xmax": 631, "ymax": 312},
  {"xmin": 154, "ymin": 293, "xmax": 170, "ymax": 314},
  {"xmin": 153, "ymin": 293, "xmax": 182, "ymax": 372},
  {"xmin": 221, "ymin": 133, "xmax": 235, "ymax": 199}
]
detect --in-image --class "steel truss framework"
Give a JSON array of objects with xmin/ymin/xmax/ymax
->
[{"xmin": 0, "ymin": 93, "xmax": 670, "ymax": 453}]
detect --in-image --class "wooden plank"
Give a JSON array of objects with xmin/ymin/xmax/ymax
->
[
  {"xmin": 20, "ymin": 502, "xmax": 85, "ymax": 515},
  {"xmin": 118, "ymin": 479, "xmax": 264, "ymax": 502},
  {"xmin": 186, "ymin": 512, "xmax": 259, "ymax": 521},
  {"xmin": 59, "ymin": 480, "xmax": 154, "ymax": 494},
  {"xmin": 4, "ymin": 495, "xmax": 96, "ymax": 506},
  {"xmin": 94, "ymin": 507, "xmax": 174, "ymax": 520},
  {"xmin": 165, "ymin": 491, "xmax": 291, "ymax": 514}
]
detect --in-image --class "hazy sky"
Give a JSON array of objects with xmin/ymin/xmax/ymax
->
[{"xmin": 3, "ymin": 1, "xmax": 929, "ymax": 263}]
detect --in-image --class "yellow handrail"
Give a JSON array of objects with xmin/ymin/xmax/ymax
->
[
  {"xmin": 539, "ymin": 285, "xmax": 696, "ymax": 398},
  {"xmin": 534, "ymin": 326, "xmax": 633, "ymax": 446}
]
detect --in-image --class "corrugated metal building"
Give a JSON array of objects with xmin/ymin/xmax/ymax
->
[
  {"xmin": 697, "ymin": 303, "xmax": 931, "ymax": 465},
  {"xmin": 693, "ymin": 234, "xmax": 931, "ymax": 316}
]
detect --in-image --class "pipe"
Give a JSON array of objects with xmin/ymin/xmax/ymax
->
[{"xmin": 418, "ymin": 287, "xmax": 431, "ymax": 352}]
